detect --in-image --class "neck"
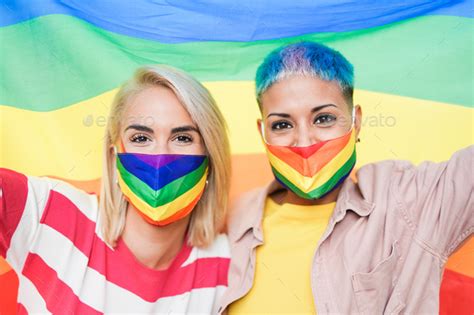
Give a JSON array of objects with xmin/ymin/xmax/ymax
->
[
  {"xmin": 272, "ymin": 185, "xmax": 342, "ymax": 206},
  {"xmin": 121, "ymin": 205, "xmax": 190, "ymax": 270}
]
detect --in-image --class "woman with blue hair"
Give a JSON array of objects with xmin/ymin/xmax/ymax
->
[{"xmin": 218, "ymin": 41, "xmax": 473, "ymax": 314}]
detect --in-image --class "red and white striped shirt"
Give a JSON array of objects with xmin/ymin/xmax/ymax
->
[{"xmin": 0, "ymin": 168, "xmax": 230, "ymax": 314}]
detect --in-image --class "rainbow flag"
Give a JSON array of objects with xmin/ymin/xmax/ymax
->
[{"xmin": 0, "ymin": 1, "xmax": 472, "ymax": 313}]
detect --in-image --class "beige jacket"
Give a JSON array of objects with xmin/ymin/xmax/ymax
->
[{"xmin": 218, "ymin": 146, "xmax": 473, "ymax": 314}]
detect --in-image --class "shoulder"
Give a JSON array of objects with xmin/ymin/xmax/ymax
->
[
  {"xmin": 188, "ymin": 234, "xmax": 231, "ymax": 265},
  {"xmin": 205, "ymin": 233, "xmax": 230, "ymax": 253},
  {"xmin": 230, "ymin": 187, "xmax": 265, "ymax": 214},
  {"xmin": 356, "ymin": 146, "xmax": 473, "ymax": 188},
  {"xmin": 1, "ymin": 168, "xmax": 98, "ymax": 217},
  {"xmin": 226, "ymin": 185, "xmax": 269, "ymax": 241},
  {"xmin": 353, "ymin": 159, "xmax": 414, "ymax": 203},
  {"xmin": 29, "ymin": 174, "xmax": 100, "ymax": 223},
  {"xmin": 357, "ymin": 159, "xmax": 416, "ymax": 184},
  {"xmin": 357, "ymin": 159, "xmax": 414, "ymax": 180}
]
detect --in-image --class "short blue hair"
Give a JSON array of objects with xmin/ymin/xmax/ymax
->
[{"xmin": 256, "ymin": 41, "xmax": 354, "ymax": 108}]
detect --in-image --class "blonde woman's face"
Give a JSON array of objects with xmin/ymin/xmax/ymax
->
[{"xmin": 119, "ymin": 86, "xmax": 205, "ymax": 155}]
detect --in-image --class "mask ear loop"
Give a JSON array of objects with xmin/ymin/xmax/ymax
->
[
  {"xmin": 112, "ymin": 145, "xmax": 120, "ymax": 185},
  {"xmin": 350, "ymin": 106, "xmax": 361, "ymax": 143},
  {"xmin": 260, "ymin": 120, "xmax": 270, "ymax": 145},
  {"xmin": 351, "ymin": 106, "xmax": 356, "ymax": 128}
]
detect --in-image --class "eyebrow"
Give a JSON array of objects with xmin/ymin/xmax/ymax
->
[
  {"xmin": 267, "ymin": 113, "xmax": 291, "ymax": 118},
  {"xmin": 125, "ymin": 124, "xmax": 200, "ymax": 134},
  {"xmin": 125, "ymin": 124, "xmax": 154, "ymax": 133},
  {"xmin": 171, "ymin": 125, "xmax": 200, "ymax": 134},
  {"xmin": 266, "ymin": 104, "xmax": 337, "ymax": 118},
  {"xmin": 311, "ymin": 104, "xmax": 337, "ymax": 113}
]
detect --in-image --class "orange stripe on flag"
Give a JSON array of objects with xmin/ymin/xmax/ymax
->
[{"xmin": 445, "ymin": 235, "xmax": 474, "ymax": 278}]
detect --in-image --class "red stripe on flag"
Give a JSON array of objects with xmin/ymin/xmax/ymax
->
[
  {"xmin": 0, "ymin": 268, "xmax": 19, "ymax": 315},
  {"xmin": 440, "ymin": 268, "xmax": 474, "ymax": 315}
]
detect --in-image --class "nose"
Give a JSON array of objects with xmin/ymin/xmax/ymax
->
[
  {"xmin": 292, "ymin": 124, "xmax": 316, "ymax": 147},
  {"xmin": 150, "ymin": 137, "xmax": 171, "ymax": 155}
]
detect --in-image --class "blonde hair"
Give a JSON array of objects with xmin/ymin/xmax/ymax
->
[{"xmin": 99, "ymin": 65, "xmax": 231, "ymax": 248}]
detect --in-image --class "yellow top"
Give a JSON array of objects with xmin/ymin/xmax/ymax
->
[{"xmin": 229, "ymin": 197, "xmax": 336, "ymax": 315}]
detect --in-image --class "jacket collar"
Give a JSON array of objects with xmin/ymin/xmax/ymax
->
[{"xmin": 234, "ymin": 177, "xmax": 375, "ymax": 242}]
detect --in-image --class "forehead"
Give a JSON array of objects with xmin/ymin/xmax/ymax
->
[
  {"xmin": 260, "ymin": 75, "xmax": 348, "ymax": 115},
  {"xmin": 122, "ymin": 86, "xmax": 195, "ymax": 127}
]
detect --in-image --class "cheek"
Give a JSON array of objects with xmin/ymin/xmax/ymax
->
[
  {"xmin": 168, "ymin": 136, "xmax": 207, "ymax": 155},
  {"xmin": 169, "ymin": 144, "xmax": 206, "ymax": 156},
  {"xmin": 194, "ymin": 138, "xmax": 207, "ymax": 155},
  {"xmin": 317, "ymin": 123, "xmax": 351, "ymax": 141},
  {"xmin": 119, "ymin": 134, "xmax": 133, "ymax": 151},
  {"xmin": 120, "ymin": 134, "xmax": 155, "ymax": 154}
]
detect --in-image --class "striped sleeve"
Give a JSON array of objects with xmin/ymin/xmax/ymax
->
[
  {"xmin": 0, "ymin": 168, "xmax": 52, "ymax": 268},
  {"xmin": 0, "ymin": 168, "xmax": 29, "ymax": 257}
]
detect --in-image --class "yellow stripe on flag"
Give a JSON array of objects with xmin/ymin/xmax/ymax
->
[{"xmin": 1, "ymin": 82, "xmax": 472, "ymax": 180}]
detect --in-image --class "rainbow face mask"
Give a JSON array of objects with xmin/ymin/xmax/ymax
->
[
  {"xmin": 262, "ymin": 127, "xmax": 357, "ymax": 200},
  {"xmin": 115, "ymin": 146, "xmax": 209, "ymax": 226}
]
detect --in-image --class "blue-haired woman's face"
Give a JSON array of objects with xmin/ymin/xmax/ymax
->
[{"xmin": 258, "ymin": 75, "xmax": 361, "ymax": 147}]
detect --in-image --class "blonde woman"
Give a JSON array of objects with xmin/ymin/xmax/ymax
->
[{"xmin": 0, "ymin": 65, "xmax": 231, "ymax": 313}]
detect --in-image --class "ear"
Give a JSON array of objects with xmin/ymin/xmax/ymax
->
[
  {"xmin": 109, "ymin": 145, "xmax": 117, "ymax": 155},
  {"xmin": 354, "ymin": 104, "xmax": 362, "ymax": 140},
  {"xmin": 257, "ymin": 118, "xmax": 264, "ymax": 140}
]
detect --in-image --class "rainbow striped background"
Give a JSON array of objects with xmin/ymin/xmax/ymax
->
[{"xmin": 0, "ymin": 1, "xmax": 473, "ymax": 313}]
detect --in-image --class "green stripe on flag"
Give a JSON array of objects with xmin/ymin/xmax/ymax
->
[{"xmin": 1, "ymin": 14, "xmax": 472, "ymax": 110}]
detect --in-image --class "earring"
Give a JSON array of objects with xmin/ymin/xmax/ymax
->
[
  {"xmin": 357, "ymin": 138, "xmax": 361, "ymax": 143},
  {"xmin": 205, "ymin": 180, "xmax": 209, "ymax": 185}
]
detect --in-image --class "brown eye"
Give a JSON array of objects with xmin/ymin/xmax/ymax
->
[
  {"xmin": 130, "ymin": 133, "xmax": 151, "ymax": 143},
  {"xmin": 314, "ymin": 114, "xmax": 336, "ymax": 126},
  {"xmin": 173, "ymin": 134, "xmax": 193, "ymax": 144},
  {"xmin": 271, "ymin": 121, "xmax": 293, "ymax": 130}
]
